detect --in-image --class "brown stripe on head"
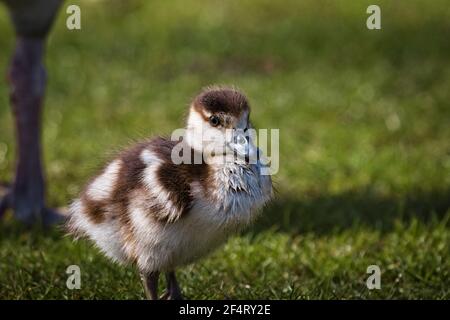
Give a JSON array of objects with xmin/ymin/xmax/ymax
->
[{"xmin": 193, "ymin": 86, "xmax": 250, "ymax": 119}]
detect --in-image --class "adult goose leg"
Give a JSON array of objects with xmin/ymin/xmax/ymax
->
[{"xmin": 0, "ymin": 0, "xmax": 63, "ymax": 225}]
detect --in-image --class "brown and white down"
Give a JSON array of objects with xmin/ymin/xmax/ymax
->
[{"xmin": 66, "ymin": 87, "xmax": 273, "ymax": 299}]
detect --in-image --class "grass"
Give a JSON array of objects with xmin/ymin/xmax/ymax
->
[{"xmin": 0, "ymin": 0, "xmax": 449, "ymax": 299}]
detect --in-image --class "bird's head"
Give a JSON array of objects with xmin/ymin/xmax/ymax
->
[{"xmin": 184, "ymin": 86, "xmax": 258, "ymax": 163}]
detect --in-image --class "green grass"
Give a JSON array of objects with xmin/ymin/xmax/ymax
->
[{"xmin": 0, "ymin": 0, "xmax": 449, "ymax": 299}]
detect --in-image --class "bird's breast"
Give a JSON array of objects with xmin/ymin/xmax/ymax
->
[{"xmin": 190, "ymin": 161, "xmax": 273, "ymax": 228}]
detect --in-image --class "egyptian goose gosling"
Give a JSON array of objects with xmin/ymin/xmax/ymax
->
[{"xmin": 67, "ymin": 87, "xmax": 273, "ymax": 299}]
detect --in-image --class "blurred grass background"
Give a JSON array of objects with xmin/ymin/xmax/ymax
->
[{"xmin": 0, "ymin": 0, "xmax": 449, "ymax": 299}]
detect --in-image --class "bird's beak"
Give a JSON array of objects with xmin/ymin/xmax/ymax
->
[{"xmin": 227, "ymin": 130, "xmax": 258, "ymax": 162}]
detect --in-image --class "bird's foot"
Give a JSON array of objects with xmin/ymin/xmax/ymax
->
[
  {"xmin": 162, "ymin": 271, "xmax": 184, "ymax": 300},
  {"xmin": 0, "ymin": 182, "xmax": 65, "ymax": 226},
  {"xmin": 160, "ymin": 289, "xmax": 184, "ymax": 300},
  {"xmin": 160, "ymin": 291, "xmax": 170, "ymax": 300},
  {"xmin": 41, "ymin": 207, "xmax": 66, "ymax": 226}
]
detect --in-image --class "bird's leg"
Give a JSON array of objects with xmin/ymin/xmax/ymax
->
[
  {"xmin": 0, "ymin": 0, "xmax": 63, "ymax": 225},
  {"xmin": 163, "ymin": 271, "xmax": 184, "ymax": 300},
  {"xmin": 141, "ymin": 271, "xmax": 160, "ymax": 300},
  {"xmin": 4, "ymin": 36, "xmax": 63, "ymax": 226},
  {"xmin": 9, "ymin": 36, "xmax": 45, "ymax": 224}
]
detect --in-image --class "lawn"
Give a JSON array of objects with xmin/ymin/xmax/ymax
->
[{"xmin": 0, "ymin": 0, "xmax": 449, "ymax": 299}]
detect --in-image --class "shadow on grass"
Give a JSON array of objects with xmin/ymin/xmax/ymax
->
[
  {"xmin": 1, "ymin": 188, "xmax": 449, "ymax": 239},
  {"xmin": 253, "ymin": 188, "xmax": 450, "ymax": 235}
]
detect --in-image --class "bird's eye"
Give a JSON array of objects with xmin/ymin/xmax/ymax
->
[{"xmin": 209, "ymin": 115, "xmax": 220, "ymax": 127}]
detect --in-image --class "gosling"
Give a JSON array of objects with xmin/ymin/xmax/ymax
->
[{"xmin": 66, "ymin": 86, "xmax": 273, "ymax": 299}]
